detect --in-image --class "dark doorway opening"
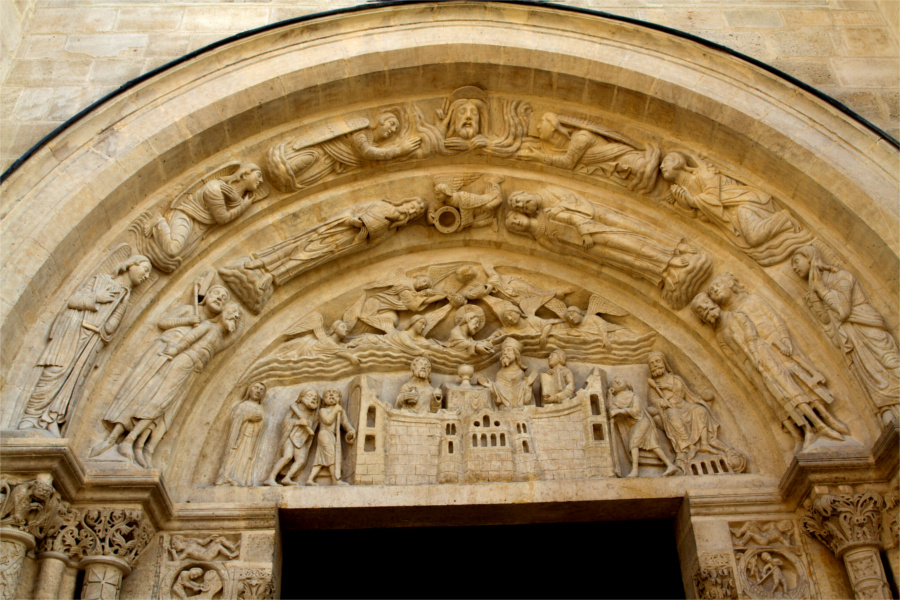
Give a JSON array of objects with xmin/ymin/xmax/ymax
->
[{"xmin": 281, "ymin": 519, "xmax": 685, "ymax": 599}]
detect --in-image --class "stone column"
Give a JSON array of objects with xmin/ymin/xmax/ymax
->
[
  {"xmin": 33, "ymin": 550, "xmax": 71, "ymax": 600},
  {"xmin": 80, "ymin": 556, "xmax": 131, "ymax": 600},
  {"xmin": 803, "ymin": 490, "xmax": 892, "ymax": 600},
  {"xmin": 0, "ymin": 527, "xmax": 35, "ymax": 600}
]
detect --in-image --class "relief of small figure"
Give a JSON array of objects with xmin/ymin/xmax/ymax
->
[
  {"xmin": 517, "ymin": 112, "xmax": 660, "ymax": 193},
  {"xmin": 791, "ymin": 245, "xmax": 900, "ymax": 425},
  {"xmin": 215, "ymin": 382, "xmax": 266, "ymax": 487},
  {"xmin": 19, "ymin": 249, "xmax": 152, "ymax": 436},
  {"xmin": 168, "ymin": 534, "xmax": 240, "ymax": 561},
  {"xmin": 478, "ymin": 338, "xmax": 536, "ymax": 409},
  {"xmin": 395, "ymin": 357, "xmax": 443, "ymax": 413},
  {"xmin": 445, "ymin": 305, "xmax": 495, "ymax": 356},
  {"xmin": 306, "ymin": 388, "xmax": 356, "ymax": 486},
  {"xmin": 730, "ymin": 520, "xmax": 795, "ymax": 547},
  {"xmin": 171, "ymin": 567, "xmax": 223, "ymax": 600},
  {"xmin": 608, "ymin": 376, "xmax": 678, "ymax": 478},
  {"xmin": 540, "ymin": 349, "xmax": 575, "ymax": 405},
  {"xmin": 263, "ymin": 388, "xmax": 319, "ymax": 486},
  {"xmin": 132, "ymin": 162, "xmax": 269, "ymax": 273}
]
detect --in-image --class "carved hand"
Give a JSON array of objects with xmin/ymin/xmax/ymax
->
[
  {"xmin": 776, "ymin": 338, "xmax": 792, "ymax": 356},
  {"xmin": 581, "ymin": 235, "xmax": 595, "ymax": 250},
  {"xmin": 470, "ymin": 135, "xmax": 489, "ymax": 149},
  {"xmin": 516, "ymin": 148, "xmax": 540, "ymax": 161},
  {"xmin": 401, "ymin": 137, "xmax": 421, "ymax": 154},
  {"xmin": 95, "ymin": 289, "xmax": 117, "ymax": 304},
  {"xmin": 444, "ymin": 137, "xmax": 469, "ymax": 152},
  {"xmin": 162, "ymin": 344, "xmax": 178, "ymax": 357},
  {"xmin": 345, "ymin": 430, "xmax": 356, "ymax": 444}
]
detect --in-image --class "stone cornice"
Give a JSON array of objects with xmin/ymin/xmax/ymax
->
[{"xmin": 0, "ymin": 433, "xmax": 85, "ymax": 501}]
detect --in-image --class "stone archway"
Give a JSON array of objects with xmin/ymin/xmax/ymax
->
[{"xmin": 1, "ymin": 3, "xmax": 897, "ymax": 599}]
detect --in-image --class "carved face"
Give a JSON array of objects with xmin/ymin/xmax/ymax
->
[
  {"xmin": 537, "ymin": 114, "xmax": 556, "ymax": 141},
  {"xmin": 548, "ymin": 351, "xmax": 561, "ymax": 368},
  {"xmin": 505, "ymin": 212, "xmax": 531, "ymax": 233},
  {"xmin": 648, "ymin": 356, "xmax": 667, "ymax": 378},
  {"xmin": 323, "ymin": 389, "xmax": 341, "ymax": 406},
  {"xmin": 412, "ymin": 358, "xmax": 431, "ymax": 379},
  {"xmin": 243, "ymin": 168, "xmax": 264, "ymax": 192},
  {"xmin": 509, "ymin": 193, "xmax": 540, "ymax": 215},
  {"xmin": 610, "ymin": 376, "xmax": 627, "ymax": 393},
  {"xmin": 204, "ymin": 287, "xmax": 229, "ymax": 314},
  {"xmin": 456, "ymin": 266, "xmax": 476, "ymax": 283},
  {"xmin": 299, "ymin": 390, "xmax": 318, "ymax": 410},
  {"xmin": 248, "ymin": 382, "xmax": 266, "ymax": 401},
  {"xmin": 334, "ymin": 320, "xmax": 349, "ymax": 339},
  {"xmin": 660, "ymin": 153, "xmax": 682, "ymax": 182},
  {"xmin": 465, "ymin": 313, "xmax": 483, "ymax": 334},
  {"xmin": 500, "ymin": 345, "xmax": 518, "ymax": 367},
  {"xmin": 409, "ymin": 317, "xmax": 426, "ymax": 335},
  {"xmin": 374, "ymin": 115, "xmax": 399, "ymax": 142},
  {"xmin": 414, "ymin": 276, "xmax": 432, "ymax": 291},
  {"xmin": 708, "ymin": 278, "xmax": 733, "ymax": 305},
  {"xmin": 451, "ymin": 101, "xmax": 480, "ymax": 139},
  {"xmin": 127, "ymin": 260, "xmax": 152, "ymax": 286},
  {"xmin": 501, "ymin": 309, "xmax": 521, "ymax": 326},
  {"xmin": 400, "ymin": 200, "xmax": 424, "ymax": 220},
  {"xmin": 564, "ymin": 308, "xmax": 583, "ymax": 326},
  {"xmin": 221, "ymin": 304, "xmax": 241, "ymax": 332},
  {"xmin": 791, "ymin": 253, "xmax": 811, "ymax": 280},
  {"xmin": 693, "ymin": 295, "xmax": 720, "ymax": 325}
]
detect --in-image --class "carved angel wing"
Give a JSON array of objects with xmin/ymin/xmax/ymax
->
[
  {"xmin": 557, "ymin": 114, "xmax": 642, "ymax": 148},
  {"xmin": 422, "ymin": 304, "xmax": 452, "ymax": 335},
  {"xmin": 432, "ymin": 173, "xmax": 482, "ymax": 194},
  {"xmin": 169, "ymin": 162, "xmax": 241, "ymax": 210},
  {"xmin": 284, "ymin": 312, "xmax": 326, "ymax": 340},
  {"xmin": 291, "ymin": 116, "xmax": 370, "ymax": 151},
  {"xmin": 364, "ymin": 268, "xmax": 413, "ymax": 291},
  {"xmin": 587, "ymin": 293, "xmax": 628, "ymax": 317},
  {"xmin": 341, "ymin": 295, "xmax": 365, "ymax": 332},
  {"xmin": 426, "ymin": 262, "xmax": 470, "ymax": 287},
  {"xmin": 95, "ymin": 243, "xmax": 135, "ymax": 278}
]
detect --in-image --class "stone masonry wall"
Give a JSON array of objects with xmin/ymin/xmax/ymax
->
[
  {"xmin": 530, "ymin": 403, "xmax": 590, "ymax": 480},
  {"xmin": 0, "ymin": 0, "xmax": 897, "ymax": 173},
  {"xmin": 385, "ymin": 413, "xmax": 442, "ymax": 485}
]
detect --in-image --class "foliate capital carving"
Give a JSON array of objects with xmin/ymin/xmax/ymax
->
[
  {"xmin": 39, "ymin": 507, "xmax": 154, "ymax": 566},
  {"xmin": 0, "ymin": 478, "xmax": 65, "ymax": 541},
  {"xmin": 234, "ymin": 568, "xmax": 275, "ymax": 600},
  {"xmin": 802, "ymin": 491, "xmax": 887, "ymax": 557},
  {"xmin": 693, "ymin": 566, "xmax": 736, "ymax": 600}
]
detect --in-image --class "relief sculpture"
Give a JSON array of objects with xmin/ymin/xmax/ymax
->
[
  {"xmin": 608, "ymin": 376, "xmax": 679, "ymax": 478},
  {"xmin": 263, "ymin": 388, "xmax": 319, "ymax": 486},
  {"xmin": 90, "ymin": 282, "xmax": 244, "ymax": 467},
  {"xmin": 730, "ymin": 520, "xmax": 812, "ymax": 599},
  {"xmin": 504, "ymin": 187, "xmax": 712, "ymax": 309},
  {"xmin": 215, "ymin": 382, "xmax": 267, "ymax": 487},
  {"xmin": 791, "ymin": 245, "xmax": 900, "ymax": 425},
  {"xmin": 18, "ymin": 245, "xmax": 153, "ymax": 436},
  {"xmin": 131, "ymin": 162, "xmax": 269, "ymax": 273},
  {"xmin": 660, "ymin": 152, "xmax": 810, "ymax": 266}
]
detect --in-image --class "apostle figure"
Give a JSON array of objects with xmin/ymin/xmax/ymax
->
[
  {"xmin": 445, "ymin": 305, "xmax": 494, "ymax": 356},
  {"xmin": 19, "ymin": 252, "xmax": 152, "ymax": 436},
  {"xmin": 540, "ymin": 349, "xmax": 575, "ymax": 405},
  {"xmin": 692, "ymin": 292, "xmax": 845, "ymax": 450},
  {"xmin": 478, "ymin": 338, "xmax": 536, "ymax": 409},
  {"xmin": 133, "ymin": 162, "xmax": 268, "ymax": 272},
  {"xmin": 395, "ymin": 357, "xmax": 443, "ymax": 413},
  {"xmin": 266, "ymin": 109, "xmax": 421, "ymax": 191},
  {"xmin": 607, "ymin": 376, "xmax": 678, "ymax": 478},
  {"xmin": 91, "ymin": 292, "xmax": 243, "ymax": 468},
  {"xmin": 646, "ymin": 351, "xmax": 737, "ymax": 473},
  {"xmin": 263, "ymin": 388, "xmax": 319, "ymax": 486},
  {"xmin": 660, "ymin": 152, "xmax": 809, "ymax": 265},
  {"xmin": 791, "ymin": 245, "xmax": 900, "ymax": 424},
  {"xmin": 518, "ymin": 112, "xmax": 660, "ymax": 193},
  {"xmin": 215, "ymin": 382, "xmax": 267, "ymax": 487},
  {"xmin": 307, "ymin": 388, "xmax": 356, "ymax": 486}
]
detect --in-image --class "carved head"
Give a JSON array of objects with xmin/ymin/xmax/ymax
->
[
  {"xmin": 563, "ymin": 306, "xmax": 584, "ymax": 326},
  {"xmin": 410, "ymin": 356, "xmax": 432, "ymax": 380},
  {"xmin": 323, "ymin": 388, "xmax": 342, "ymax": 406},
  {"xmin": 202, "ymin": 285, "xmax": 230, "ymax": 314},
  {"xmin": 500, "ymin": 337, "xmax": 524, "ymax": 368},
  {"xmin": 233, "ymin": 163, "xmax": 264, "ymax": 192},
  {"xmin": 548, "ymin": 348, "xmax": 566, "ymax": 368},
  {"xmin": 188, "ymin": 567, "xmax": 204, "ymax": 581},
  {"xmin": 171, "ymin": 535, "xmax": 185, "ymax": 550},
  {"xmin": 505, "ymin": 211, "xmax": 533, "ymax": 235},
  {"xmin": 329, "ymin": 319, "xmax": 350, "ymax": 340},
  {"xmin": 507, "ymin": 191, "xmax": 541, "ymax": 216},
  {"xmin": 791, "ymin": 245, "xmax": 836, "ymax": 282},
  {"xmin": 536, "ymin": 112, "xmax": 569, "ymax": 145},
  {"xmin": 447, "ymin": 99, "xmax": 485, "ymax": 140},
  {"xmin": 297, "ymin": 388, "xmax": 318, "ymax": 411},
  {"xmin": 399, "ymin": 198, "xmax": 426, "ymax": 220},
  {"xmin": 413, "ymin": 275, "xmax": 433, "ymax": 291},
  {"xmin": 373, "ymin": 110, "xmax": 401, "ymax": 142},
  {"xmin": 647, "ymin": 350, "xmax": 671, "ymax": 378},
  {"xmin": 691, "ymin": 293, "xmax": 720, "ymax": 326},
  {"xmin": 708, "ymin": 273, "xmax": 743, "ymax": 306},
  {"xmin": 220, "ymin": 302, "xmax": 242, "ymax": 332},
  {"xmin": 456, "ymin": 266, "xmax": 477, "ymax": 284},
  {"xmin": 609, "ymin": 376, "xmax": 631, "ymax": 394},
  {"xmin": 660, "ymin": 152, "xmax": 687, "ymax": 182},
  {"xmin": 454, "ymin": 305, "xmax": 485, "ymax": 335},
  {"xmin": 407, "ymin": 315, "xmax": 427, "ymax": 336},
  {"xmin": 118, "ymin": 255, "xmax": 153, "ymax": 286},
  {"xmin": 246, "ymin": 382, "xmax": 267, "ymax": 403},
  {"xmin": 501, "ymin": 308, "xmax": 522, "ymax": 327}
]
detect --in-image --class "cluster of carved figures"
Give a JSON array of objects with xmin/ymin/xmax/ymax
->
[{"xmin": 13, "ymin": 85, "xmax": 898, "ymax": 481}]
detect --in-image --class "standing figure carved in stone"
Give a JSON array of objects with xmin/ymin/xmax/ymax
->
[
  {"xmin": 540, "ymin": 349, "xmax": 575, "ymax": 405},
  {"xmin": 646, "ymin": 351, "xmax": 740, "ymax": 473},
  {"xmin": 263, "ymin": 388, "xmax": 319, "ymax": 487},
  {"xmin": 91, "ymin": 290, "xmax": 243, "ymax": 468},
  {"xmin": 791, "ymin": 245, "xmax": 900, "ymax": 424},
  {"xmin": 215, "ymin": 382, "xmax": 267, "ymax": 487},
  {"xmin": 132, "ymin": 162, "xmax": 269, "ymax": 273},
  {"xmin": 608, "ymin": 376, "xmax": 679, "ymax": 477},
  {"xmin": 660, "ymin": 152, "xmax": 809, "ymax": 266},
  {"xmin": 505, "ymin": 187, "xmax": 711, "ymax": 309},
  {"xmin": 445, "ymin": 305, "xmax": 495, "ymax": 356},
  {"xmin": 307, "ymin": 388, "xmax": 356, "ymax": 486},
  {"xmin": 19, "ymin": 250, "xmax": 152, "ymax": 436},
  {"xmin": 266, "ymin": 109, "xmax": 421, "ymax": 192},
  {"xmin": 395, "ymin": 357, "xmax": 443, "ymax": 413},
  {"xmin": 517, "ymin": 112, "xmax": 660, "ymax": 193},
  {"xmin": 691, "ymin": 293, "xmax": 845, "ymax": 451},
  {"xmin": 478, "ymin": 338, "xmax": 536, "ymax": 409},
  {"xmin": 219, "ymin": 197, "xmax": 426, "ymax": 314}
]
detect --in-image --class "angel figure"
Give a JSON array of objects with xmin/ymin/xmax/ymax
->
[
  {"xmin": 266, "ymin": 108, "xmax": 421, "ymax": 192},
  {"xmin": 263, "ymin": 388, "xmax": 319, "ymax": 486},
  {"xmin": 19, "ymin": 246, "xmax": 153, "ymax": 436},
  {"xmin": 306, "ymin": 388, "xmax": 356, "ymax": 486},
  {"xmin": 131, "ymin": 162, "xmax": 269, "ymax": 273},
  {"xmin": 660, "ymin": 151, "xmax": 809, "ymax": 265},
  {"xmin": 215, "ymin": 382, "xmax": 266, "ymax": 487},
  {"xmin": 480, "ymin": 294, "xmax": 559, "ymax": 346},
  {"xmin": 554, "ymin": 294, "xmax": 629, "ymax": 349},
  {"xmin": 517, "ymin": 112, "xmax": 660, "ymax": 193},
  {"xmin": 429, "ymin": 174, "xmax": 504, "ymax": 233},
  {"xmin": 356, "ymin": 268, "xmax": 447, "ymax": 333},
  {"xmin": 482, "ymin": 262, "xmax": 571, "ymax": 319},
  {"xmin": 282, "ymin": 312, "xmax": 360, "ymax": 367}
]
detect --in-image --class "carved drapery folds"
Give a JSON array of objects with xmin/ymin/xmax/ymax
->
[{"xmin": 802, "ymin": 491, "xmax": 892, "ymax": 600}]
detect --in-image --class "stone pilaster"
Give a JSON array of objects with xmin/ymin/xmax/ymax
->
[{"xmin": 802, "ymin": 491, "xmax": 892, "ymax": 600}]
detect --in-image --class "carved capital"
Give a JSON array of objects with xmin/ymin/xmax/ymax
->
[
  {"xmin": 38, "ymin": 507, "xmax": 154, "ymax": 567},
  {"xmin": 693, "ymin": 566, "xmax": 736, "ymax": 600},
  {"xmin": 0, "ymin": 478, "xmax": 65, "ymax": 541},
  {"xmin": 802, "ymin": 491, "xmax": 887, "ymax": 557},
  {"xmin": 234, "ymin": 568, "xmax": 275, "ymax": 600}
]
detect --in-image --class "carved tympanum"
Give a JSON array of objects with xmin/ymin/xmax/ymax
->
[
  {"xmin": 215, "ymin": 382, "xmax": 266, "ymax": 487},
  {"xmin": 18, "ymin": 246, "xmax": 152, "ymax": 436}
]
